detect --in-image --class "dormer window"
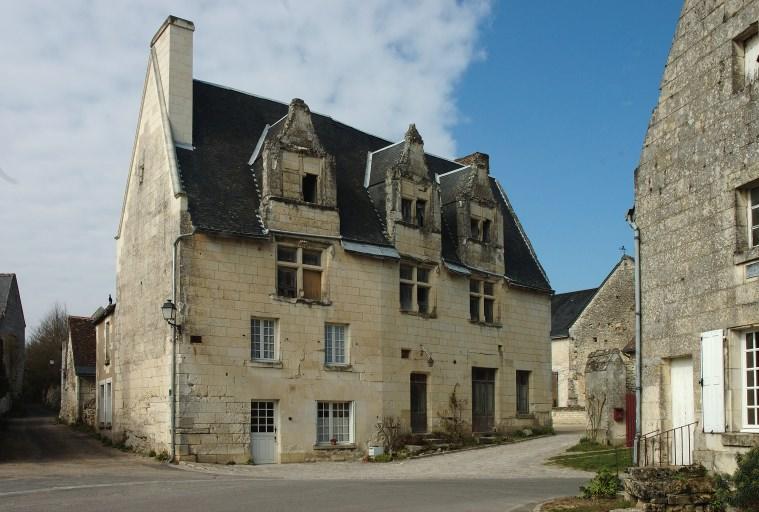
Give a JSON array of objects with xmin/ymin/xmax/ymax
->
[
  {"xmin": 302, "ymin": 173, "xmax": 318, "ymax": 203},
  {"xmin": 400, "ymin": 196, "xmax": 426, "ymax": 227},
  {"xmin": 470, "ymin": 216, "xmax": 493, "ymax": 243},
  {"xmin": 470, "ymin": 218, "xmax": 480, "ymax": 239},
  {"xmin": 482, "ymin": 220, "xmax": 491, "ymax": 243},
  {"xmin": 415, "ymin": 200, "xmax": 426, "ymax": 227},
  {"xmin": 402, "ymin": 198, "xmax": 413, "ymax": 223}
]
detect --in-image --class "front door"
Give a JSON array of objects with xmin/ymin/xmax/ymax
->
[
  {"xmin": 251, "ymin": 400, "xmax": 277, "ymax": 464},
  {"xmin": 472, "ymin": 367, "xmax": 496, "ymax": 433},
  {"xmin": 670, "ymin": 358, "xmax": 694, "ymax": 465},
  {"xmin": 410, "ymin": 373, "xmax": 427, "ymax": 433}
]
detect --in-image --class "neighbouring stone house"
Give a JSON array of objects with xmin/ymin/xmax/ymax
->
[
  {"xmin": 103, "ymin": 15, "xmax": 553, "ymax": 464},
  {"xmin": 632, "ymin": 0, "xmax": 759, "ymax": 473},
  {"xmin": 550, "ymin": 256, "xmax": 635, "ymax": 431},
  {"xmin": 60, "ymin": 316, "xmax": 97, "ymax": 426},
  {"xmin": 94, "ymin": 302, "xmax": 115, "ymax": 435},
  {"xmin": 0, "ymin": 273, "xmax": 25, "ymax": 416}
]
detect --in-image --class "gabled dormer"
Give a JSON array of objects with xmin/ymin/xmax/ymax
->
[
  {"xmin": 439, "ymin": 152, "xmax": 504, "ymax": 274},
  {"xmin": 258, "ymin": 98, "xmax": 340, "ymax": 237},
  {"xmin": 366, "ymin": 124, "xmax": 441, "ymax": 260}
]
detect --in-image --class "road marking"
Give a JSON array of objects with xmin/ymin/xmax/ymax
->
[{"xmin": 0, "ymin": 478, "xmax": 255, "ymax": 497}]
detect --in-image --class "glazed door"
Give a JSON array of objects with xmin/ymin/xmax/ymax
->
[
  {"xmin": 472, "ymin": 368, "xmax": 496, "ymax": 433},
  {"xmin": 251, "ymin": 400, "xmax": 278, "ymax": 464}
]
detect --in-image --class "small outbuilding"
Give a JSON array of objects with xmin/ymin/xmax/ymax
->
[{"xmin": 60, "ymin": 316, "xmax": 96, "ymax": 426}]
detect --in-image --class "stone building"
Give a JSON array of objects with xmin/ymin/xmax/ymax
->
[
  {"xmin": 632, "ymin": 0, "xmax": 759, "ymax": 472},
  {"xmin": 0, "ymin": 274, "xmax": 25, "ymax": 416},
  {"xmin": 93, "ymin": 301, "xmax": 115, "ymax": 435},
  {"xmin": 550, "ymin": 256, "xmax": 635, "ymax": 424},
  {"xmin": 104, "ymin": 15, "xmax": 553, "ymax": 464},
  {"xmin": 60, "ymin": 316, "xmax": 96, "ymax": 426}
]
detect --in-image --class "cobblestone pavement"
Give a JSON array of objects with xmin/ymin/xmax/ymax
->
[{"xmin": 176, "ymin": 432, "xmax": 591, "ymax": 481}]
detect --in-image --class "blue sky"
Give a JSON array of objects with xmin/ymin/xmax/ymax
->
[
  {"xmin": 0, "ymin": 1, "xmax": 683, "ymax": 328},
  {"xmin": 454, "ymin": 2, "xmax": 682, "ymax": 292}
]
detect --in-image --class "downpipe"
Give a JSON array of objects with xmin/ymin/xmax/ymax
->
[
  {"xmin": 626, "ymin": 210, "xmax": 642, "ymax": 465},
  {"xmin": 171, "ymin": 229, "xmax": 195, "ymax": 462}
]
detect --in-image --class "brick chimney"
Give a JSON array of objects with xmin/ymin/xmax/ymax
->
[{"xmin": 150, "ymin": 16, "xmax": 195, "ymax": 146}]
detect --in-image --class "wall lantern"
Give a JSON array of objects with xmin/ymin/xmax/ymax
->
[{"xmin": 161, "ymin": 299, "xmax": 181, "ymax": 333}]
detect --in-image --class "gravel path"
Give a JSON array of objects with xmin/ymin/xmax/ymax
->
[{"xmin": 176, "ymin": 431, "xmax": 592, "ymax": 481}]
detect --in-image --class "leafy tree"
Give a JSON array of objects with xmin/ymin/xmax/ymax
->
[{"xmin": 23, "ymin": 304, "xmax": 67, "ymax": 407}]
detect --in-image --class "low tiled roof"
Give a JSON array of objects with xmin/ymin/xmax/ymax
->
[
  {"xmin": 551, "ymin": 288, "xmax": 598, "ymax": 338},
  {"xmin": 176, "ymin": 80, "xmax": 551, "ymax": 291},
  {"xmin": 68, "ymin": 316, "xmax": 96, "ymax": 376}
]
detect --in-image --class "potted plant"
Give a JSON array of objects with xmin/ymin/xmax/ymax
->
[{"xmin": 330, "ymin": 437, "xmax": 337, "ymax": 446}]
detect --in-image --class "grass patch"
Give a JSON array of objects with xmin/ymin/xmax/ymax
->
[
  {"xmin": 548, "ymin": 441, "xmax": 632, "ymax": 472},
  {"xmin": 542, "ymin": 497, "xmax": 633, "ymax": 512}
]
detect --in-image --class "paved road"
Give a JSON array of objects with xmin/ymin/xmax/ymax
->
[{"xmin": 0, "ymin": 410, "xmax": 590, "ymax": 511}]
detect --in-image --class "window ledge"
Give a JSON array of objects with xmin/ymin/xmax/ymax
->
[
  {"xmin": 246, "ymin": 360, "xmax": 283, "ymax": 369},
  {"xmin": 734, "ymin": 246, "xmax": 759, "ymax": 265},
  {"xmin": 722, "ymin": 432, "xmax": 759, "ymax": 447},
  {"xmin": 313, "ymin": 443, "xmax": 357, "ymax": 451},
  {"xmin": 397, "ymin": 220, "xmax": 421, "ymax": 230},
  {"xmin": 468, "ymin": 319, "xmax": 502, "ymax": 328},
  {"xmin": 269, "ymin": 196, "xmax": 337, "ymax": 211},
  {"xmin": 399, "ymin": 310, "xmax": 436, "ymax": 319},
  {"xmin": 467, "ymin": 237, "xmax": 494, "ymax": 246},
  {"xmin": 516, "ymin": 413, "xmax": 534, "ymax": 419},
  {"xmin": 272, "ymin": 295, "xmax": 332, "ymax": 307},
  {"xmin": 324, "ymin": 364, "xmax": 353, "ymax": 372}
]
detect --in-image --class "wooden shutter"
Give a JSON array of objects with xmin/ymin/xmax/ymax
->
[{"xmin": 701, "ymin": 329, "xmax": 725, "ymax": 433}]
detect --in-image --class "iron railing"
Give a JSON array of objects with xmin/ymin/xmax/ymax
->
[{"xmin": 637, "ymin": 421, "xmax": 697, "ymax": 467}]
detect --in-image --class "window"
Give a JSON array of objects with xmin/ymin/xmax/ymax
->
[
  {"xmin": 750, "ymin": 187, "xmax": 759, "ymax": 247},
  {"xmin": 745, "ymin": 32, "xmax": 759, "ymax": 83},
  {"xmin": 744, "ymin": 331, "xmax": 759, "ymax": 429},
  {"xmin": 251, "ymin": 401, "xmax": 276, "ymax": 433},
  {"xmin": 104, "ymin": 321, "xmax": 111, "ymax": 365},
  {"xmin": 251, "ymin": 318, "xmax": 276, "ymax": 361},
  {"xmin": 276, "ymin": 245, "xmax": 323, "ymax": 300},
  {"xmin": 401, "ymin": 198, "xmax": 413, "ymax": 223},
  {"xmin": 325, "ymin": 324, "xmax": 347, "ymax": 365},
  {"xmin": 516, "ymin": 371, "xmax": 530, "ymax": 415},
  {"xmin": 400, "ymin": 196, "xmax": 426, "ymax": 227},
  {"xmin": 399, "ymin": 263, "xmax": 432, "ymax": 314},
  {"xmin": 415, "ymin": 200, "xmax": 426, "ymax": 227},
  {"xmin": 469, "ymin": 279, "xmax": 496, "ymax": 323},
  {"xmin": 98, "ymin": 379, "xmax": 112, "ymax": 427},
  {"xmin": 470, "ymin": 216, "xmax": 493, "ymax": 243},
  {"xmin": 302, "ymin": 173, "xmax": 318, "ymax": 203},
  {"xmin": 316, "ymin": 401, "xmax": 352, "ymax": 444}
]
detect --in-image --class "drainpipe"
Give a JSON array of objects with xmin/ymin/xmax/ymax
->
[
  {"xmin": 626, "ymin": 209, "xmax": 642, "ymax": 465},
  {"xmin": 171, "ymin": 229, "xmax": 195, "ymax": 462}
]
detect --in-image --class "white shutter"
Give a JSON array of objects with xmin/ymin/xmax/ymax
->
[{"xmin": 701, "ymin": 329, "xmax": 725, "ymax": 433}]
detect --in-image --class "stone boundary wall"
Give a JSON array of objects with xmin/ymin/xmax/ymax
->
[{"xmin": 551, "ymin": 406, "xmax": 586, "ymax": 426}]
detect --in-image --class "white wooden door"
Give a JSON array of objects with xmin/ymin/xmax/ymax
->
[
  {"xmin": 251, "ymin": 401, "xmax": 277, "ymax": 464},
  {"xmin": 670, "ymin": 358, "xmax": 694, "ymax": 465}
]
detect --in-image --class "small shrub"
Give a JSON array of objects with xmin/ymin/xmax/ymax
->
[
  {"xmin": 148, "ymin": 450, "xmax": 156, "ymax": 458},
  {"xmin": 709, "ymin": 473, "xmax": 732, "ymax": 512},
  {"xmin": 226, "ymin": 461, "xmax": 236, "ymax": 465},
  {"xmin": 437, "ymin": 384, "xmax": 470, "ymax": 444},
  {"xmin": 369, "ymin": 453, "xmax": 393, "ymax": 463},
  {"xmin": 732, "ymin": 446, "xmax": 759, "ymax": 511},
  {"xmin": 531, "ymin": 425, "xmax": 556, "ymax": 436},
  {"xmin": 580, "ymin": 468, "xmax": 622, "ymax": 499},
  {"xmin": 155, "ymin": 450, "xmax": 170, "ymax": 462}
]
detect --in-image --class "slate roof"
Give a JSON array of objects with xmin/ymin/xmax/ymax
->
[
  {"xmin": 68, "ymin": 316, "xmax": 96, "ymax": 377},
  {"xmin": 176, "ymin": 80, "xmax": 551, "ymax": 291},
  {"xmin": 0, "ymin": 273, "xmax": 24, "ymax": 326},
  {"xmin": 551, "ymin": 288, "xmax": 598, "ymax": 338}
]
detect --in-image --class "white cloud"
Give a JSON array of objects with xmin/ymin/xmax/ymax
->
[{"xmin": 0, "ymin": 0, "xmax": 490, "ymax": 329}]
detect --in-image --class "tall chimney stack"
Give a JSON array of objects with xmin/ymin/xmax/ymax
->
[{"xmin": 151, "ymin": 16, "xmax": 195, "ymax": 147}]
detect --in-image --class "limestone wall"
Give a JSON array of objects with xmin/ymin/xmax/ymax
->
[
  {"xmin": 635, "ymin": 0, "xmax": 759, "ymax": 473},
  {"xmin": 59, "ymin": 338, "xmax": 79, "ymax": 424}
]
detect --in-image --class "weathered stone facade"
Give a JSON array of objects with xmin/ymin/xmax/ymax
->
[
  {"xmin": 0, "ymin": 274, "xmax": 24, "ymax": 415},
  {"xmin": 60, "ymin": 316, "xmax": 97, "ymax": 426},
  {"xmin": 634, "ymin": 0, "xmax": 759, "ymax": 473},
  {"xmin": 106, "ymin": 16, "xmax": 553, "ymax": 464}
]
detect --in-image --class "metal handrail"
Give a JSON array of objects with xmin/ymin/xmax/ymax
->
[{"xmin": 637, "ymin": 421, "xmax": 697, "ymax": 467}]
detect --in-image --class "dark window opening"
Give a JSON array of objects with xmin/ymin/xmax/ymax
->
[
  {"xmin": 516, "ymin": 370, "xmax": 530, "ymax": 415},
  {"xmin": 400, "ymin": 283, "xmax": 413, "ymax": 311},
  {"xmin": 470, "ymin": 296, "xmax": 479, "ymax": 321},
  {"xmin": 415, "ymin": 200, "xmax": 426, "ymax": 227},
  {"xmin": 277, "ymin": 267, "xmax": 297, "ymax": 298},
  {"xmin": 417, "ymin": 287, "xmax": 429, "ymax": 314},
  {"xmin": 302, "ymin": 173, "xmax": 318, "ymax": 203},
  {"xmin": 401, "ymin": 348, "xmax": 411, "ymax": 359},
  {"xmin": 416, "ymin": 268, "xmax": 429, "ymax": 283},
  {"xmin": 470, "ymin": 218, "xmax": 480, "ymax": 239},
  {"xmin": 484, "ymin": 298, "xmax": 494, "ymax": 323},
  {"xmin": 277, "ymin": 246, "xmax": 297, "ymax": 263},
  {"xmin": 552, "ymin": 372, "xmax": 559, "ymax": 408},
  {"xmin": 302, "ymin": 249, "xmax": 321, "ymax": 266},
  {"xmin": 400, "ymin": 264, "xmax": 414, "ymax": 280},
  {"xmin": 401, "ymin": 198, "xmax": 413, "ymax": 223},
  {"xmin": 482, "ymin": 220, "xmax": 491, "ymax": 243}
]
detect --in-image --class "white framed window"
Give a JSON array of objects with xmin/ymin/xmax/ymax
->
[
  {"xmin": 316, "ymin": 401, "xmax": 353, "ymax": 444},
  {"xmin": 276, "ymin": 245, "xmax": 323, "ymax": 300},
  {"xmin": 104, "ymin": 321, "xmax": 111, "ymax": 365},
  {"xmin": 749, "ymin": 187, "xmax": 759, "ymax": 247},
  {"xmin": 251, "ymin": 318, "xmax": 277, "ymax": 361},
  {"xmin": 469, "ymin": 279, "xmax": 496, "ymax": 323},
  {"xmin": 745, "ymin": 32, "xmax": 759, "ymax": 84},
  {"xmin": 98, "ymin": 379, "xmax": 112, "ymax": 427},
  {"xmin": 325, "ymin": 324, "xmax": 347, "ymax": 365},
  {"xmin": 399, "ymin": 263, "xmax": 432, "ymax": 314},
  {"xmin": 743, "ymin": 331, "xmax": 759, "ymax": 431}
]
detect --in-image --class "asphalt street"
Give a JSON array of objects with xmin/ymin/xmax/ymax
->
[{"xmin": 0, "ymin": 410, "xmax": 590, "ymax": 511}]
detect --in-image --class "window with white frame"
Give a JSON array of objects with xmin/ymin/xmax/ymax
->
[
  {"xmin": 325, "ymin": 324, "xmax": 347, "ymax": 365},
  {"xmin": 750, "ymin": 187, "xmax": 759, "ymax": 247},
  {"xmin": 744, "ymin": 331, "xmax": 759, "ymax": 430},
  {"xmin": 104, "ymin": 321, "xmax": 111, "ymax": 365},
  {"xmin": 745, "ymin": 32, "xmax": 759, "ymax": 84},
  {"xmin": 316, "ymin": 401, "xmax": 352, "ymax": 444},
  {"xmin": 469, "ymin": 279, "xmax": 496, "ymax": 323},
  {"xmin": 399, "ymin": 263, "xmax": 431, "ymax": 313},
  {"xmin": 98, "ymin": 380, "xmax": 112, "ymax": 427},
  {"xmin": 276, "ymin": 245, "xmax": 323, "ymax": 300},
  {"xmin": 251, "ymin": 318, "xmax": 277, "ymax": 361}
]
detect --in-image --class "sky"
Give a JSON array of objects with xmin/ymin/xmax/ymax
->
[{"xmin": 0, "ymin": 1, "xmax": 683, "ymax": 331}]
